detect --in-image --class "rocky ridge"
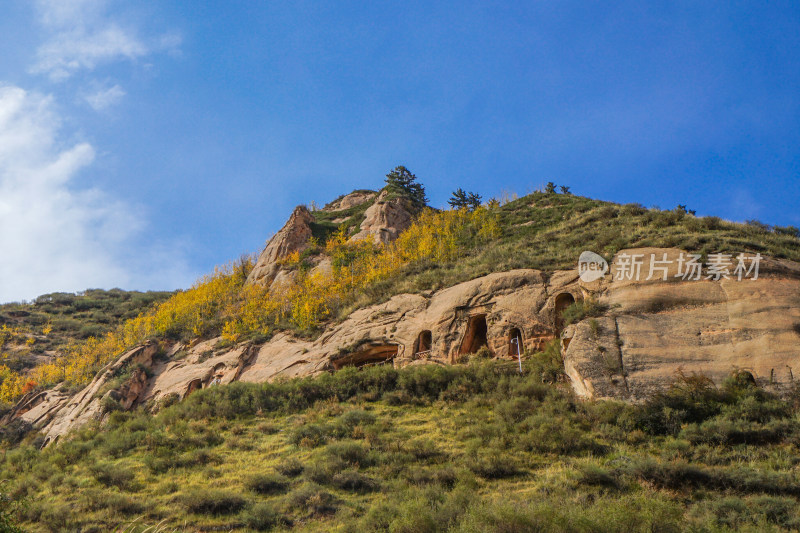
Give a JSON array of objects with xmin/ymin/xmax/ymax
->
[
  {"xmin": 4, "ymin": 187, "xmax": 800, "ymax": 446},
  {"xmin": 4, "ymin": 245, "xmax": 799, "ymax": 445}
]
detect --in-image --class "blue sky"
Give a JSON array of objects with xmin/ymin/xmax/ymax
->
[{"xmin": 0, "ymin": 1, "xmax": 798, "ymax": 302}]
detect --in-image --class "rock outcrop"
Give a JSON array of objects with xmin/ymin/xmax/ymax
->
[
  {"xmin": 3, "ymin": 343, "xmax": 162, "ymax": 446},
  {"xmin": 8, "ymin": 247, "xmax": 800, "ymax": 445},
  {"xmin": 562, "ymin": 248, "xmax": 800, "ymax": 401},
  {"xmin": 247, "ymin": 206, "xmax": 314, "ymax": 287},
  {"xmin": 324, "ymin": 190, "xmax": 376, "ymax": 211},
  {"xmin": 248, "ymin": 190, "xmax": 416, "ymax": 288},
  {"xmin": 350, "ymin": 191, "xmax": 414, "ymax": 244}
]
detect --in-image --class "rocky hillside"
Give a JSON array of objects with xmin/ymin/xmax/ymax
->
[
  {"xmin": 246, "ymin": 188, "xmax": 416, "ymax": 289},
  {"xmin": 0, "ymin": 289, "xmax": 173, "ymax": 400},
  {"xmin": 1, "ymin": 179, "xmax": 800, "ymax": 532},
  {"xmin": 2, "ymin": 181, "xmax": 798, "ymax": 449}
]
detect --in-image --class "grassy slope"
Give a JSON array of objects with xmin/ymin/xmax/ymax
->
[
  {"xmin": 350, "ymin": 193, "xmax": 800, "ymax": 313},
  {"xmin": 3, "ymin": 356, "xmax": 800, "ymax": 532},
  {"xmin": 0, "ymin": 289, "xmax": 173, "ymax": 372},
  {"xmin": 2, "ymin": 192, "xmax": 800, "ymax": 531}
]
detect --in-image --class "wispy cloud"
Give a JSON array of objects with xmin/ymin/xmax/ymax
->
[
  {"xmin": 84, "ymin": 83, "xmax": 125, "ymax": 111},
  {"xmin": 0, "ymin": 85, "xmax": 193, "ymax": 302},
  {"xmin": 30, "ymin": 0, "xmax": 180, "ymax": 81}
]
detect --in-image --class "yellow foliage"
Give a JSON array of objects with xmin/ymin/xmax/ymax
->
[
  {"xmin": 277, "ymin": 250, "xmax": 301, "ymax": 267},
  {"xmin": 0, "ymin": 325, "xmax": 26, "ymax": 347},
  {"xmin": 0, "ymin": 208, "xmax": 501, "ymax": 404}
]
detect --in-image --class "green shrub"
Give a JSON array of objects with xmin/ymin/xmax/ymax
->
[
  {"xmin": 466, "ymin": 453, "xmax": 521, "ymax": 479},
  {"xmin": 404, "ymin": 466, "xmax": 459, "ymax": 489},
  {"xmin": 105, "ymin": 492, "xmax": 145, "ymax": 515},
  {"xmin": 331, "ymin": 470, "xmax": 379, "ymax": 493},
  {"xmin": 275, "ymin": 458, "xmax": 304, "ymax": 478},
  {"xmin": 338, "ymin": 408, "xmax": 376, "ymax": 429},
  {"xmin": 246, "ymin": 473, "xmax": 290, "ymax": 495},
  {"xmin": 326, "ymin": 441, "xmax": 372, "ymax": 467},
  {"xmin": 240, "ymin": 502, "xmax": 290, "ymax": 531},
  {"xmin": 405, "ymin": 438, "xmax": 444, "ymax": 462},
  {"xmin": 625, "ymin": 459, "xmax": 800, "ymax": 496},
  {"xmin": 562, "ymin": 298, "xmax": 607, "ymax": 326},
  {"xmin": 577, "ymin": 464, "xmax": 621, "ymax": 489},
  {"xmin": 0, "ymin": 487, "xmax": 24, "ymax": 533},
  {"xmin": 0, "ymin": 420, "xmax": 33, "ymax": 447},
  {"xmin": 89, "ymin": 461, "xmax": 136, "ymax": 490},
  {"xmin": 181, "ymin": 488, "xmax": 247, "ymax": 515},
  {"xmin": 285, "ymin": 483, "xmax": 338, "ymax": 517}
]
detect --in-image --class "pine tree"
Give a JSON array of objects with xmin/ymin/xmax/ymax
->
[
  {"xmin": 385, "ymin": 166, "xmax": 428, "ymax": 207},
  {"xmin": 449, "ymin": 188, "xmax": 482, "ymax": 211},
  {"xmin": 466, "ymin": 192, "xmax": 482, "ymax": 210},
  {"xmin": 448, "ymin": 188, "xmax": 468, "ymax": 208}
]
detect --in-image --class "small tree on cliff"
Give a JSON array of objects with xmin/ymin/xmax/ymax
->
[
  {"xmin": 385, "ymin": 166, "xmax": 428, "ymax": 208},
  {"xmin": 448, "ymin": 188, "xmax": 482, "ymax": 211}
]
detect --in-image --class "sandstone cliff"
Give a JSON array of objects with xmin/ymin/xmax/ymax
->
[
  {"xmin": 349, "ymin": 190, "xmax": 415, "ymax": 244},
  {"xmin": 246, "ymin": 205, "xmax": 314, "ymax": 287},
  {"xmin": 7, "ymin": 246, "xmax": 800, "ymax": 445},
  {"xmin": 247, "ymin": 189, "xmax": 414, "ymax": 288},
  {"xmin": 563, "ymin": 247, "xmax": 800, "ymax": 401}
]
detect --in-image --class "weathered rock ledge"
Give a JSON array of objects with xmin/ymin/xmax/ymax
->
[{"xmin": 5, "ymin": 247, "xmax": 799, "ymax": 445}]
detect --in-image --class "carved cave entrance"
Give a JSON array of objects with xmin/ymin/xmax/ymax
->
[
  {"xmin": 333, "ymin": 344, "xmax": 399, "ymax": 369},
  {"xmin": 554, "ymin": 293, "xmax": 575, "ymax": 334},
  {"xmin": 508, "ymin": 327, "xmax": 523, "ymax": 357},
  {"xmin": 459, "ymin": 314, "xmax": 489, "ymax": 355},
  {"xmin": 414, "ymin": 330, "xmax": 432, "ymax": 356},
  {"xmin": 184, "ymin": 378, "xmax": 203, "ymax": 399}
]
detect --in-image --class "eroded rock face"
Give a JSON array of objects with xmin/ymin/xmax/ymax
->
[
  {"xmin": 22, "ymin": 343, "xmax": 162, "ymax": 446},
  {"xmin": 350, "ymin": 191, "xmax": 414, "ymax": 244},
  {"xmin": 562, "ymin": 248, "xmax": 800, "ymax": 401},
  {"xmin": 324, "ymin": 191, "xmax": 376, "ymax": 211},
  {"xmin": 21, "ymin": 268, "xmax": 581, "ymax": 445},
  {"xmin": 11, "ymin": 247, "xmax": 800, "ymax": 445},
  {"xmin": 247, "ymin": 206, "xmax": 314, "ymax": 287}
]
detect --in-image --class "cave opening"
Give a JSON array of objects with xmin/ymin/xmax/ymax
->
[
  {"xmin": 333, "ymin": 344, "xmax": 399, "ymax": 369},
  {"xmin": 459, "ymin": 314, "xmax": 489, "ymax": 355},
  {"xmin": 414, "ymin": 330, "xmax": 433, "ymax": 355},
  {"xmin": 184, "ymin": 378, "xmax": 203, "ymax": 399},
  {"xmin": 554, "ymin": 293, "xmax": 576, "ymax": 333}
]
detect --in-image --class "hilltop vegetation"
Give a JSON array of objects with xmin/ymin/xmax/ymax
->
[
  {"xmin": 3, "ymin": 355, "xmax": 800, "ymax": 531},
  {"xmin": 0, "ymin": 290, "xmax": 172, "ymax": 405},
  {"xmin": 1, "ymin": 183, "xmax": 799, "ymax": 409},
  {"xmin": 1, "ymin": 176, "xmax": 800, "ymax": 531}
]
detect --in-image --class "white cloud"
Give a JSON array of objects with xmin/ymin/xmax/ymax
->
[
  {"xmin": 35, "ymin": 0, "xmax": 106, "ymax": 27},
  {"xmin": 30, "ymin": 0, "xmax": 180, "ymax": 81},
  {"xmin": 0, "ymin": 85, "xmax": 193, "ymax": 303},
  {"xmin": 84, "ymin": 83, "xmax": 125, "ymax": 111}
]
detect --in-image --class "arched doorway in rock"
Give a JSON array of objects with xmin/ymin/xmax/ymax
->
[
  {"xmin": 459, "ymin": 314, "xmax": 489, "ymax": 355},
  {"xmin": 508, "ymin": 327, "xmax": 523, "ymax": 358},
  {"xmin": 184, "ymin": 378, "xmax": 202, "ymax": 399},
  {"xmin": 554, "ymin": 293, "xmax": 576, "ymax": 334},
  {"xmin": 332, "ymin": 344, "xmax": 399, "ymax": 369},
  {"xmin": 413, "ymin": 330, "xmax": 432, "ymax": 356}
]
